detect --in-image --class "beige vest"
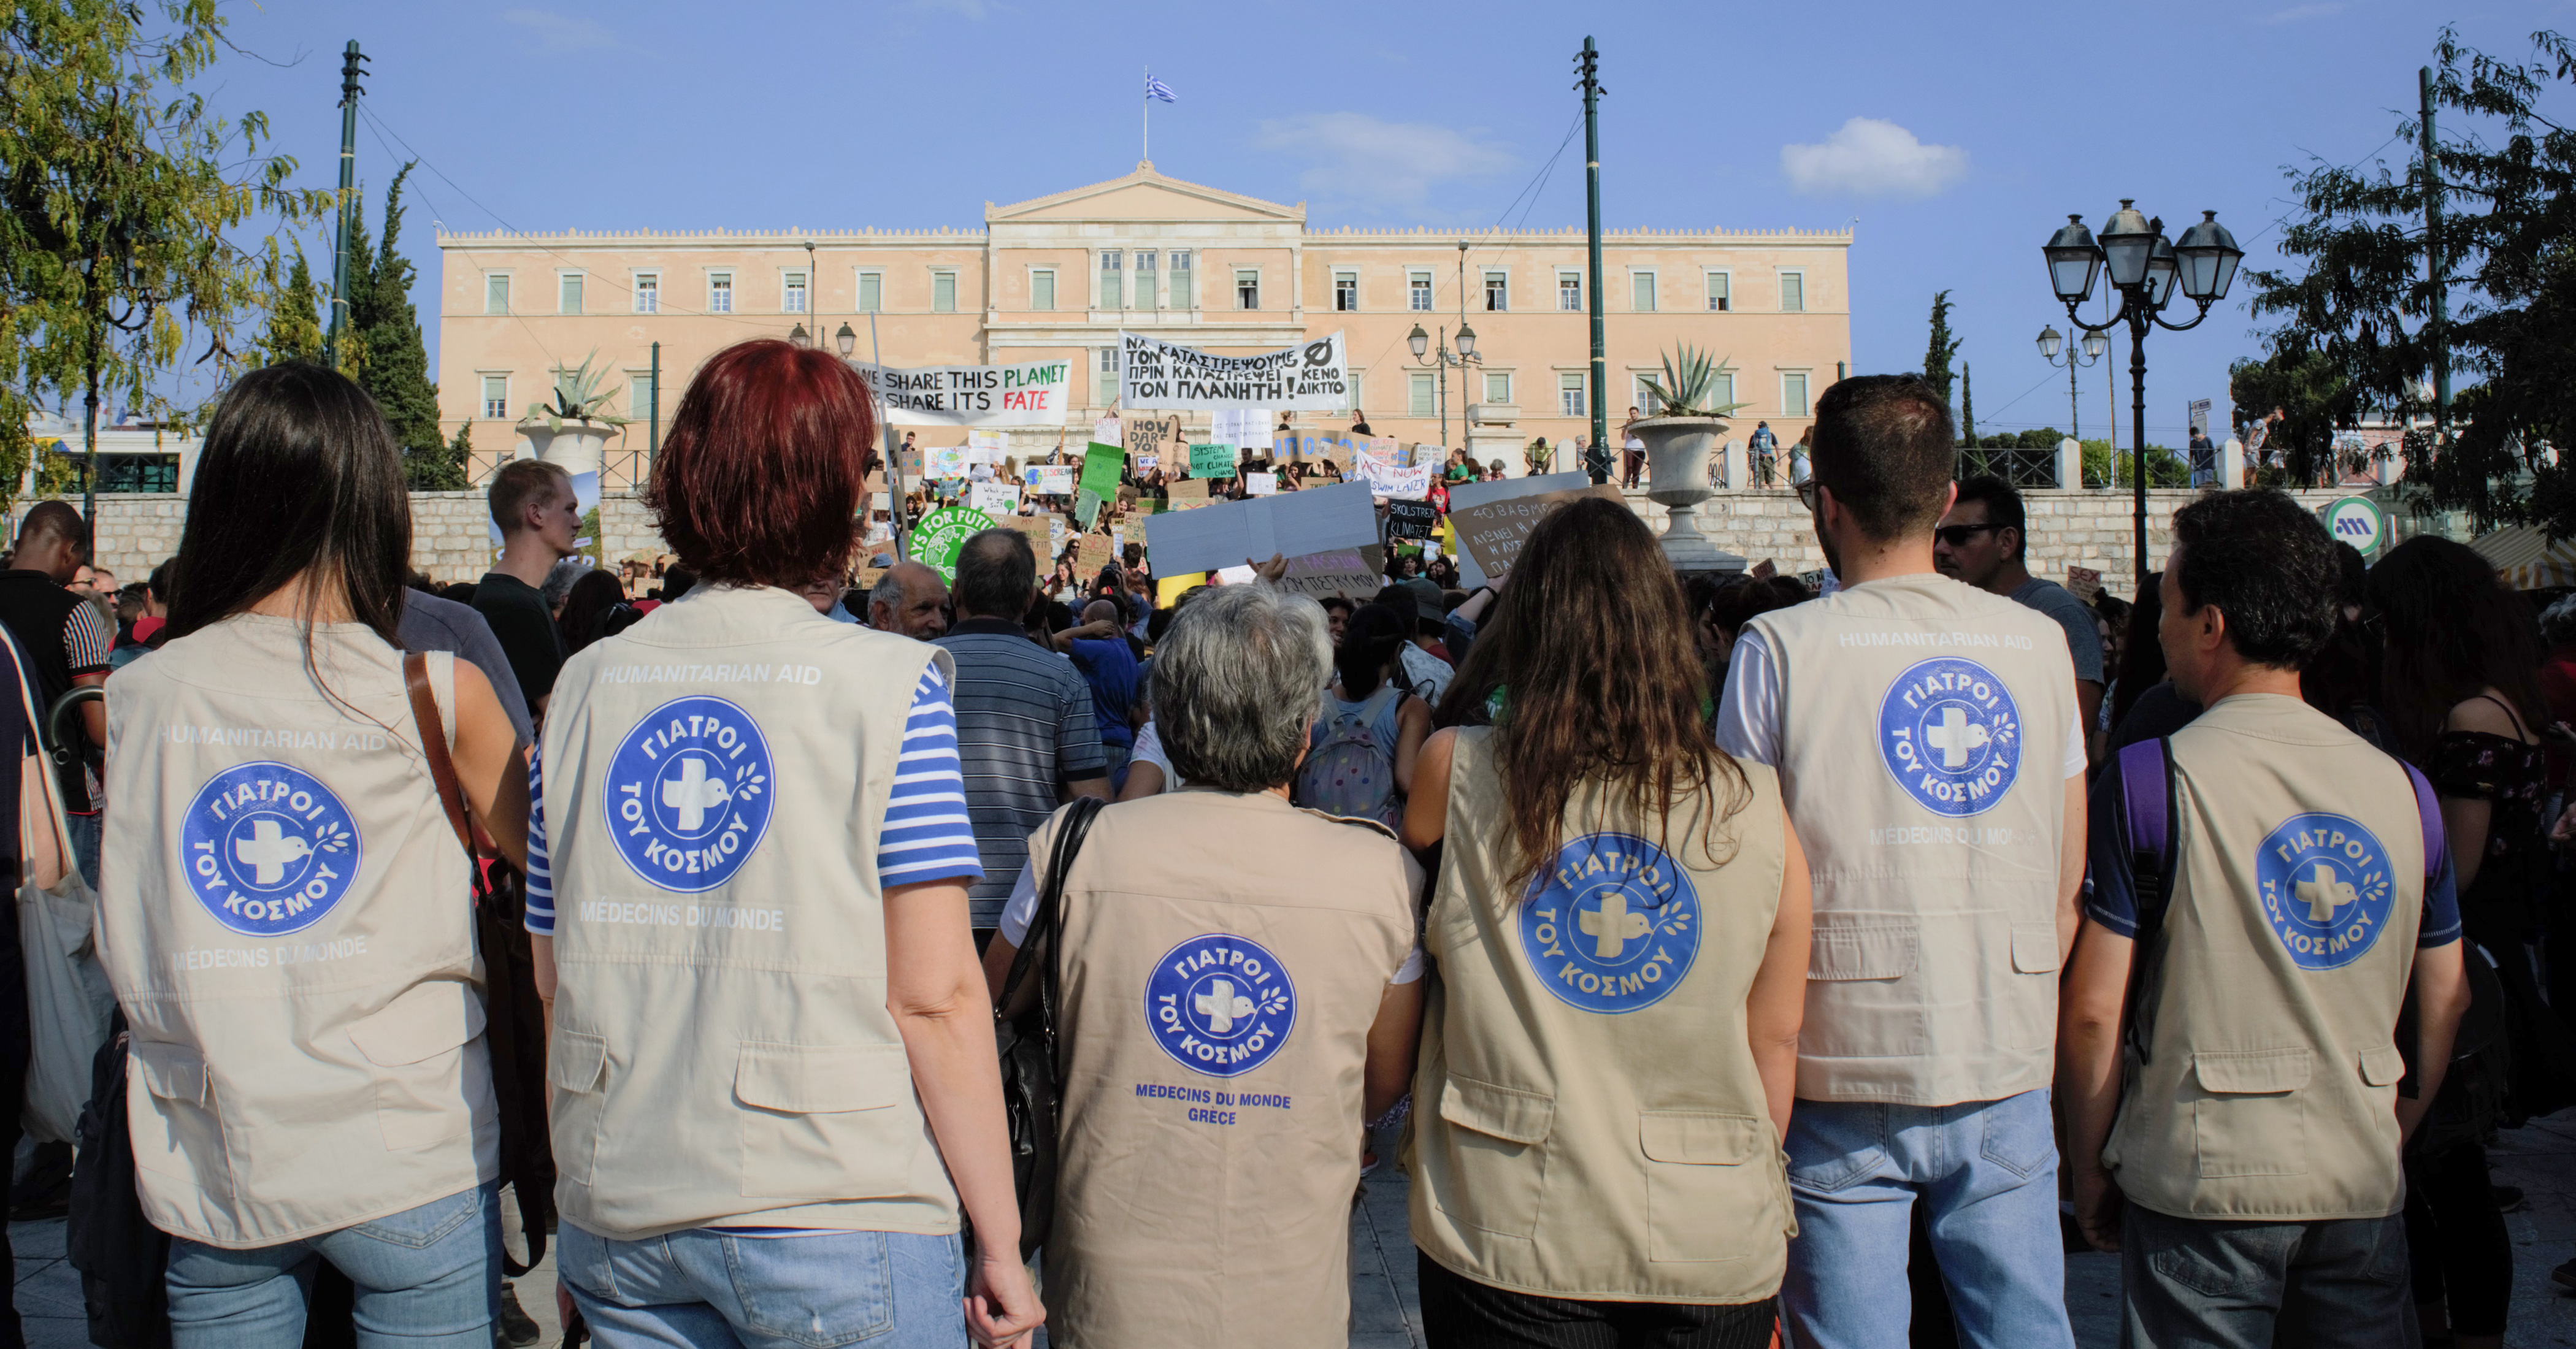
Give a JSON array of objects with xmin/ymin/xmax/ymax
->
[
  {"xmin": 1746, "ymin": 573, "xmax": 2077, "ymax": 1106},
  {"xmin": 1406, "ymin": 730, "xmax": 1792, "ymax": 1304},
  {"xmin": 540, "ymin": 585, "xmax": 955, "ymax": 1237},
  {"xmin": 2104, "ymin": 694, "xmax": 2427, "ymax": 1220},
  {"xmin": 97, "ymin": 618, "xmax": 495, "ymax": 1248},
  {"xmin": 1041, "ymin": 790, "xmax": 1418, "ymax": 1349}
]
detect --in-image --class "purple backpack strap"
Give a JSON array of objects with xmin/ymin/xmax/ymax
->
[
  {"xmin": 2117, "ymin": 739, "xmax": 2172, "ymax": 862},
  {"xmin": 2398, "ymin": 762, "xmax": 2446, "ymax": 882}
]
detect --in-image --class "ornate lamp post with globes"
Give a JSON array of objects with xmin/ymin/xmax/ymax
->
[
  {"xmin": 2034, "ymin": 323, "xmax": 2107, "ymax": 445},
  {"xmin": 2042, "ymin": 201, "xmax": 2243, "ymax": 587}
]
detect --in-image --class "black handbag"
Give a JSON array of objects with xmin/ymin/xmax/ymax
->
[{"xmin": 992, "ymin": 795, "xmax": 1105, "ymax": 1259}]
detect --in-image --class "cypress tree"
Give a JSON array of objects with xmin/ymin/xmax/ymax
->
[
  {"xmin": 258, "ymin": 244, "xmax": 323, "ymax": 365},
  {"xmin": 1959, "ymin": 364, "xmax": 1976, "ymax": 446},
  {"xmin": 351, "ymin": 164, "xmax": 447, "ymax": 486},
  {"xmin": 1921, "ymin": 290, "xmax": 1960, "ymax": 411}
]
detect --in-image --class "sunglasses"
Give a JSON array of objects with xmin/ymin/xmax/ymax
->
[
  {"xmin": 1795, "ymin": 481, "xmax": 1822, "ymax": 510},
  {"xmin": 1933, "ymin": 522, "xmax": 2007, "ymax": 548}
]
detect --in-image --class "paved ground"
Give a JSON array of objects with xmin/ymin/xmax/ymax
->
[{"xmin": 17, "ymin": 1112, "xmax": 2576, "ymax": 1347}]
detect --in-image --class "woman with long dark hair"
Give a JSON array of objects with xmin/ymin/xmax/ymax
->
[
  {"xmin": 555, "ymin": 567, "xmax": 629, "ymax": 655},
  {"xmin": 2369, "ymin": 535, "xmax": 2551, "ymax": 1349},
  {"xmin": 1402, "ymin": 497, "xmax": 1811, "ymax": 1345},
  {"xmin": 99, "ymin": 362, "xmax": 531, "ymax": 1342},
  {"xmin": 1290, "ymin": 603, "xmax": 1430, "ymax": 827}
]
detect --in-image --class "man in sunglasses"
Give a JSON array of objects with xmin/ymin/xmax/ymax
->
[{"xmin": 1933, "ymin": 476, "xmax": 2108, "ymax": 761}]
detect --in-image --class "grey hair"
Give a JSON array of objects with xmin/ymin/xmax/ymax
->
[
  {"xmin": 1154, "ymin": 584, "xmax": 1332, "ymax": 792},
  {"xmin": 2543, "ymin": 594, "xmax": 2576, "ymax": 648},
  {"xmin": 540, "ymin": 557, "xmax": 592, "ymax": 610},
  {"xmin": 868, "ymin": 570, "xmax": 905, "ymax": 617}
]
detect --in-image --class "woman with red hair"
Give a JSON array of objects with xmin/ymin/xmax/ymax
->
[{"xmin": 527, "ymin": 340, "xmax": 1042, "ymax": 1348}]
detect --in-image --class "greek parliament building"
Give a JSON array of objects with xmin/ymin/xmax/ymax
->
[{"xmin": 433, "ymin": 162, "xmax": 1852, "ymax": 482}]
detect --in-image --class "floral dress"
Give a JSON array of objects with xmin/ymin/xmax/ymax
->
[{"xmin": 2430, "ymin": 696, "xmax": 2551, "ymax": 941}]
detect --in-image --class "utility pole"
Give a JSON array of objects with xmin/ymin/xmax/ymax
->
[
  {"xmin": 326, "ymin": 40, "xmax": 366, "ymax": 365},
  {"xmin": 1577, "ymin": 37, "xmax": 1607, "ymax": 456},
  {"xmin": 2421, "ymin": 66, "xmax": 2450, "ymax": 446}
]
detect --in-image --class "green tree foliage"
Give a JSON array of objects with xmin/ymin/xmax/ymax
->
[
  {"xmin": 0, "ymin": 0, "xmax": 333, "ymax": 491},
  {"xmin": 2246, "ymin": 27, "xmax": 2575, "ymax": 531},
  {"xmin": 1958, "ymin": 364, "xmax": 1976, "ymax": 446},
  {"xmin": 2226, "ymin": 349, "xmax": 2347, "ymax": 481},
  {"xmin": 2080, "ymin": 438, "xmax": 2190, "ymax": 489},
  {"xmin": 404, "ymin": 418, "xmax": 470, "ymax": 493},
  {"xmin": 354, "ymin": 164, "xmax": 443, "ymax": 486},
  {"xmin": 256, "ymin": 240, "xmax": 321, "ymax": 365},
  {"xmin": 1922, "ymin": 290, "xmax": 1960, "ymax": 410}
]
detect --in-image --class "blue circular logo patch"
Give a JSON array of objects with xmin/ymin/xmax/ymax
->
[
  {"xmin": 2256, "ymin": 813, "xmax": 2398, "ymax": 969},
  {"xmin": 1877, "ymin": 657, "xmax": 2023, "ymax": 817},
  {"xmin": 1519, "ymin": 833, "xmax": 1700, "ymax": 1014},
  {"xmin": 1146, "ymin": 933, "xmax": 1298, "ymax": 1077},
  {"xmin": 604, "ymin": 697, "xmax": 775, "ymax": 893},
  {"xmin": 180, "ymin": 763, "xmax": 362, "ymax": 936}
]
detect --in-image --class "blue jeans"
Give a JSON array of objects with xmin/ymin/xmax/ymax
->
[
  {"xmin": 1781, "ymin": 1089, "xmax": 2072, "ymax": 1349},
  {"xmin": 558, "ymin": 1224, "xmax": 967, "ymax": 1349},
  {"xmin": 165, "ymin": 1181, "xmax": 500, "ymax": 1349},
  {"xmin": 65, "ymin": 810, "xmax": 98, "ymax": 891}
]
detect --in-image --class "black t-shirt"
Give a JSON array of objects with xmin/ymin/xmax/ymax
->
[
  {"xmin": 0, "ymin": 571, "xmax": 110, "ymax": 811},
  {"xmin": 472, "ymin": 571, "xmax": 567, "ymax": 711}
]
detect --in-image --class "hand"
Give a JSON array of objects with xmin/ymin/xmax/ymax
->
[
  {"xmin": 1250, "ymin": 552, "xmax": 1290, "ymax": 583},
  {"xmin": 556, "ymin": 1283, "xmax": 581, "ymax": 1342},
  {"xmin": 2071, "ymin": 1167, "xmax": 2123, "ymax": 1253},
  {"xmin": 964, "ymin": 1246, "xmax": 1045, "ymax": 1348},
  {"xmin": 2552, "ymin": 797, "xmax": 2576, "ymax": 846}
]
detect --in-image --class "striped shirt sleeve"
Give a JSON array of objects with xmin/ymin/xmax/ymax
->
[
  {"xmin": 523, "ymin": 662, "xmax": 979, "ymax": 939},
  {"xmin": 63, "ymin": 600, "xmax": 111, "ymax": 676}
]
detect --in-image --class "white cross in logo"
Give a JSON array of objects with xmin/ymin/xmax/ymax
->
[
  {"xmin": 1924, "ymin": 706, "xmax": 1990, "ymax": 769},
  {"xmin": 2295, "ymin": 863, "xmax": 2357, "ymax": 925},
  {"xmin": 661, "ymin": 757, "xmax": 732, "ymax": 832},
  {"xmin": 233, "ymin": 818, "xmax": 310, "ymax": 887},
  {"xmin": 1579, "ymin": 892, "xmax": 1654, "ymax": 960},
  {"xmin": 1195, "ymin": 979, "xmax": 1255, "ymax": 1033}
]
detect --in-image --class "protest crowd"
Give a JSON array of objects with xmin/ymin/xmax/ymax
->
[{"xmin": 2, "ymin": 335, "xmax": 2569, "ymax": 1349}]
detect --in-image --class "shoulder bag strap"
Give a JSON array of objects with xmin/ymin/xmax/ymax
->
[
  {"xmin": 996, "ymin": 796, "xmax": 1108, "ymax": 1042},
  {"xmin": 403, "ymin": 652, "xmax": 474, "ymax": 862}
]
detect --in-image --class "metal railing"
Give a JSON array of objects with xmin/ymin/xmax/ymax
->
[{"xmin": 1956, "ymin": 446, "xmax": 2060, "ymax": 489}]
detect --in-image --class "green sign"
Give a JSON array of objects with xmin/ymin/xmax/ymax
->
[
  {"xmin": 2322, "ymin": 495, "xmax": 2389, "ymax": 557},
  {"xmin": 913, "ymin": 506, "xmax": 997, "ymax": 582},
  {"xmin": 1080, "ymin": 441, "xmax": 1127, "ymax": 502},
  {"xmin": 1189, "ymin": 443, "xmax": 1238, "ymax": 479}
]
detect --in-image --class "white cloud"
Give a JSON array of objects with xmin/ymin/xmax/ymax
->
[
  {"xmin": 1254, "ymin": 113, "xmax": 1515, "ymax": 212},
  {"xmin": 1780, "ymin": 118, "xmax": 1968, "ymax": 199},
  {"xmin": 500, "ymin": 9, "xmax": 618, "ymax": 52}
]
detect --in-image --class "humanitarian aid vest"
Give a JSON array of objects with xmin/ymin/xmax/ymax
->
[
  {"xmin": 1039, "ymin": 789, "xmax": 1417, "ymax": 1349},
  {"xmin": 2104, "ymin": 694, "xmax": 2431, "ymax": 1220},
  {"xmin": 97, "ymin": 618, "xmax": 494, "ymax": 1248},
  {"xmin": 1407, "ymin": 730, "xmax": 1792, "ymax": 1304},
  {"xmin": 1743, "ymin": 572, "xmax": 2076, "ymax": 1106},
  {"xmin": 539, "ymin": 585, "xmax": 954, "ymax": 1237}
]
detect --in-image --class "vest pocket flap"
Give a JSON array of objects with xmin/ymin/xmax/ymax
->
[
  {"xmin": 2359, "ymin": 1046, "xmax": 2407, "ymax": 1086},
  {"xmin": 1638, "ymin": 1110, "xmax": 1762, "ymax": 1165},
  {"xmin": 348, "ymin": 982, "xmax": 488, "ymax": 1067},
  {"xmin": 1807, "ymin": 925, "xmax": 1919, "ymax": 981},
  {"xmin": 2011, "ymin": 925, "xmax": 2061, "ymax": 974},
  {"xmin": 735, "ymin": 1044, "xmax": 907, "ymax": 1115},
  {"xmin": 2193, "ymin": 1048, "xmax": 2311, "ymax": 1095},
  {"xmin": 1438, "ymin": 1074, "xmax": 1554, "ymax": 1145},
  {"xmin": 130, "ymin": 1041, "xmax": 205, "ymax": 1104},
  {"xmin": 552, "ymin": 1032, "xmax": 607, "ymax": 1095}
]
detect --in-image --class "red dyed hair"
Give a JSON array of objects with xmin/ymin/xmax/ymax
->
[{"xmin": 646, "ymin": 340, "xmax": 877, "ymax": 587}]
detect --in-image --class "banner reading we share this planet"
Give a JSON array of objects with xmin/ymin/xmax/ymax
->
[
  {"xmin": 852, "ymin": 358, "xmax": 1075, "ymax": 427},
  {"xmin": 1118, "ymin": 330, "xmax": 1349, "ymax": 411}
]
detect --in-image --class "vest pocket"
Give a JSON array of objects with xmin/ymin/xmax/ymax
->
[
  {"xmin": 1639, "ymin": 1112, "xmax": 1776, "ymax": 1263},
  {"xmin": 2358, "ymin": 1046, "xmax": 2406, "ymax": 1087},
  {"xmin": 1429, "ymin": 1074, "xmax": 1554, "ymax": 1239},
  {"xmin": 550, "ymin": 1031, "xmax": 608, "ymax": 1186},
  {"xmin": 2191, "ymin": 1049, "xmax": 2310, "ymax": 1179},
  {"xmin": 349, "ymin": 983, "xmax": 489, "ymax": 1152},
  {"xmin": 1800, "ymin": 923, "xmax": 1928, "ymax": 1059},
  {"xmin": 128, "ymin": 1041, "xmax": 231, "ymax": 1198},
  {"xmin": 734, "ymin": 1043, "xmax": 916, "ymax": 1199},
  {"xmin": 1806, "ymin": 925, "xmax": 1919, "ymax": 981}
]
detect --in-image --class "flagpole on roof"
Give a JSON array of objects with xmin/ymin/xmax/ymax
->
[{"xmin": 1142, "ymin": 66, "xmax": 1149, "ymax": 163}]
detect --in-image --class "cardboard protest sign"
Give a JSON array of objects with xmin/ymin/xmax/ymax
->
[
  {"xmin": 1274, "ymin": 430, "xmax": 1320, "ymax": 463},
  {"xmin": 1274, "ymin": 548, "xmax": 1386, "ymax": 601},
  {"xmin": 854, "ymin": 359, "xmax": 1074, "ymax": 427},
  {"xmin": 1188, "ymin": 443, "xmax": 1238, "ymax": 479},
  {"xmin": 969, "ymin": 481, "xmax": 1021, "ymax": 514},
  {"xmin": 1076, "ymin": 532, "xmax": 1113, "ymax": 573},
  {"xmin": 1003, "ymin": 514, "xmax": 1053, "ymax": 558},
  {"xmin": 864, "ymin": 470, "xmax": 886, "ymax": 495},
  {"xmin": 1123, "ymin": 414, "xmax": 1182, "ymax": 461},
  {"xmin": 1023, "ymin": 465, "xmax": 1075, "ymax": 495},
  {"xmin": 1750, "ymin": 559, "xmax": 1778, "ymax": 580},
  {"xmin": 1142, "ymin": 480, "xmax": 1377, "ymax": 577},
  {"xmin": 1449, "ymin": 486, "xmax": 1626, "ymax": 579},
  {"xmin": 2066, "ymin": 565, "xmax": 2103, "ymax": 602},
  {"xmin": 898, "ymin": 446, "xmax": 926, "ymax": 479},
  {"xmin": 913, "ymin": 506, "xmax": 998, "ymax": 582},
  {"xmin": 1244, "ymin": 472, "xmax": 1277, "ymax": 496},
  {"xmin": 1447, "ymin": 472, "xmax": 1592, "ymax": 588},
  {"xmin": 1121, "ymin": 330, "xmax": 1350, "ymax": 411},
  {"xmin": 1362, "ymin": 459, "xmax": 1432, "ymax": 499},
  {"xmin": 1080, "ymin": 441, "xmax": 1127, "ymax": 502},
  {"xmin": 1386, "ymin": 498, "xmax": 1440, "ymax": 540},
  {"xmin": 1165, "ymin": 478, "xmax": 1213, "ymax": 512}
]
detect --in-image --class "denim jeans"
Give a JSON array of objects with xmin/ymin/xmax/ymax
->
[
  {"xmin": 1780, "ymin": 1088, "xmax": 2072, "ymax": 1349},
  {"xmin": 64, "ymin": 810, "xmax": 99, "ymax": 891},
  {"xmin": 2118, "ymin": 1202, "xmax": 2411, "ymax": 1349},
  {"xmin": 558, "ymin": 1224, "xmax": 967, "ymax": 1349},
  {"xmin": 164, "ymin": 1181, "xmax": 500, "ymax": 1349}
]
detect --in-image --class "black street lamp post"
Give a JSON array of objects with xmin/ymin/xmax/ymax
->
[
  {"xmin": 2034, "ymin": 323, "xmax": 2107, "ymax": 445},
  {"xmin": 2043, "ymin": 202, "xmax": 2242, "ymax": 588}
]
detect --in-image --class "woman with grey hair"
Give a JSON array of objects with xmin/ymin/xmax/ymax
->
[
  {"xmin": 980, "ymin": 583, "xmax": 1425, "ymax": 1349},
  {"xmin": 538, "ymin": 555, "xmax": 592, "ymax": 619}
]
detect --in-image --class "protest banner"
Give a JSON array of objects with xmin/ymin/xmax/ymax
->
[
  {"xmin": 1120, "ymin": 330, "xmax": 1350, "ymax": 411},
  {"xmin": 913, "ymin": 506, "xmax": 997, "ymax": 582},
  {"xmin": 1447, "ymin": 472, "xmax": 1592, "ymax": 587},
  {"xmin": 1075, "ymin": 489, "xmax": 1103, "ymax": 530},
  {"xmin": 1123, "ymin": 414, "xmax": 1183, "ymax": 462},
  {"xmin": 1274, "ymin": 548, "xmax": 1386, "ymax": 602},
  {"xmin": 1023, "ymin": 465, "xmax": 1075, "ymax": 495},
  {"xmin": 1165, "ymin": 478, "xmax": 1213, "ymax": 512},
  {"xmin": 1142, "ymin": 480, "xmax": 1378, "ymax": 576},
  {"xmin": 854, "ymin": 358, "xmax": 1074, "ymax": 427},
  {"xmin": 925, "ymin": 443, "xmax": 970, "ymax": 479},
  {"xmin": 898, "ymin": 446, "xmax": 926, "ymax": 479},
  {"xmin": 1093, "ymin": 416, "xmax": 1122, "ymax": 446},
  {"xmin": 1134, "ymin": 454, "xmax": 1159, "ymax": 472},
  {"xmin": 1244, "ymin": 472, "xmax": 1277, "ymax": 496},
  {"xmin": 1386, "ymin": 498, "xmax": 1440, "ymax": 539},
  {"xmin": 1449, "ymin": 485, "xmax": 1626, "ymax": 579},
  {"xmin": 1210, "ymin": 407, "xmax": 1275, "ymax": 449},
  {"xmin": 1076, "ymin": 532, "xmax": 1113, "ymax": 573},
  {"xmin": 1187, "ymin": 443, "xmax": 1238, "ymax": 480},
  {"xmin": 2066, "ymin": 565, "xmax": 2103, "ymax": 602},
  {"xmin": 1362, "ymin": 459, "xmax": 1432, "ymax": 499},
  {"xmin": 1002, "ymin": 514, "xmax": 1052, "ymax": 559},
  {"xmin": 1079, "ymin": 441, "xmax": 1126, "ymax": 501},
  {"xmin": 969, "ymin": 481, "xmax": 1021, "ymax": 514}
]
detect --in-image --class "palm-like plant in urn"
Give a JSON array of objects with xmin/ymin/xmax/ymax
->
[
  {"xmin": 1634, "ymin": 344, "xmax": 1746, "ymax": 568},
  {"xmin": 518, "ymin": 351, "xmax": 631, "ymax": 480}
]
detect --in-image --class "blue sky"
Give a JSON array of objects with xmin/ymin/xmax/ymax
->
[{"xmin": 190, "ymin": 0, "xmax": 2547, "ymax": 444}]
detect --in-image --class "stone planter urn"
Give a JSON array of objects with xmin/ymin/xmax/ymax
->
[
  {"xmin": 1635, "ymin": 415, "xmax": 1741, "ymax": 570},
  {"xmin": 521, "ymin": 418, "xmax": 622, "ymax": 478}
]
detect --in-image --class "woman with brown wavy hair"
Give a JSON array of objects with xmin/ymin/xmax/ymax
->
[{"xmin": 1400, "ymin": 496, "xmax": 1811, "ymax": 1348}]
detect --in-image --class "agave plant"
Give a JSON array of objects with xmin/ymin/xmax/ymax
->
[
  {"xmin": 1638, "ymin": 343, "xmax": 1749, "ymax": 419},
  {"xmin": 523, "ymin": 351, "xmax": 631, "ymax": 432}
]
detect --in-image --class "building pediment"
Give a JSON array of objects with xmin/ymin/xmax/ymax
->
[{"xmin": 987, "ymin": 162, "xmax": 1303, "ymax": 226}]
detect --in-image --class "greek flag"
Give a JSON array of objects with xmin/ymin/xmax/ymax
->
[{"xmin": 1145, "ymin": 72, "xmax": 1177, "ymax": 103}]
